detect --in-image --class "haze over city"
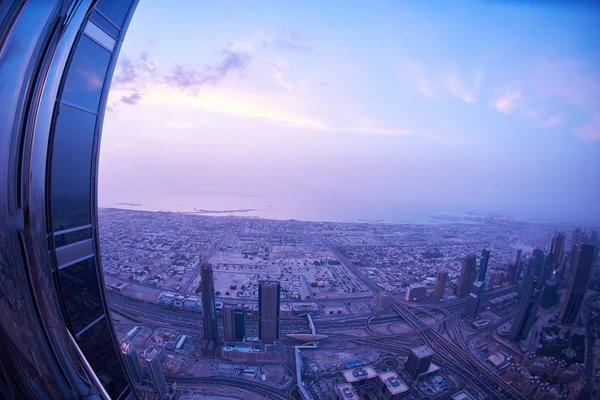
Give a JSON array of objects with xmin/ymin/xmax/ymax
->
[{"xmin": 99, "ymin": 0, "xmax": 600, "ymax": 224}]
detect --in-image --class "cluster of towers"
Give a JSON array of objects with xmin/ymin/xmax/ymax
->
[
  {"xmin": 456, "ymin": 229, "xmax": 597, "ymax": 342},
  {"xmin": 119, "ymin": 264, "xmax": 282, "ymax": 398}
]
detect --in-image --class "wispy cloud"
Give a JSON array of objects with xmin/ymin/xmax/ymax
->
[
  {"xmin": 265, "ymin": 28, "xmax": 312, "ymax": 52},
  {"xmin": 113, "ymin": 52, "xmax": 157, "ymax": 89},
  {"xmin": 491, "ymin": 82, "xmax": 522, "ymax": 114},
  {"xmin": 402, "ymin": 59, "xmax": 434, "ymax": 99},
  {"xmin": 120, "ymin": 92, "xmax": 142, "ymax": 105},
  {"xmin": 110, "ymin": 84, "xmax": 413, "ymax": 137},
  {"xmin": 574, "ymin": 114, "xmax": 600, "ymax": 141},
  {"xmin": 164, "ymin": 49, "xmax": 251, "ymax": 92},
  {"xmin": 533, "ymin": 59, "xmax": 600, "ymax": 112},
  {"xmin": 540, "ymin": 113, "xmax": 564, "ymax": 128},
  {"xmin": 447, "ymin": 68, "xmax": 483, "ymax": 103}
]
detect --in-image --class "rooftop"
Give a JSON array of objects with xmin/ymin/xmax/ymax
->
[
  {"xmin": 222, "ymin": 344, "xmax": 263, "ymax": 353},
  {"xmin": 451, "ymin": 390, "xmax": 477, "ymax": 400},
  {"xmin": 411, "ymin": 345, "xmax": 435, "ymax": 359},
  {"xmin": 334, "ymin": 383, "xmax": 359, "ymax": 400},
  {"xmin": 378, "ymin": 371, "xmax": 409, "ymax": 395},
  {"xmin": 342, "ymin": 366, "xmax": 377, "ymax": 383}
]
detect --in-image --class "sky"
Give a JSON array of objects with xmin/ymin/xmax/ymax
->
[{"xmin": 99, "ymin": 0, "xmax": 600, "ymax": 224}]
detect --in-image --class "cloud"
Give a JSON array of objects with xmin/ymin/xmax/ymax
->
[
  {"xmin": 273, "ymin": 71, "xmax": 294, "ymax": 92},
  {"xmin": 447, "ymin": 69, "xmax": 483, "ymax": 103},
  {"xmin": 573, "ymin": 114, "xmax": 600, "ymax": 141},
  {"xmin": 113, "ymin": 52, "xmax": 157, "ymax": 88},
  {"xmin": 491, "ymin": 82, "xmax": 522, "ymax": 114},
  {"xmin": 111, "ymin": 84, "xmax": 413, "ymax": 137},
  {"xmin": 540, "ymin": 114, "xmax": 564, "ymax": 128},
  {"xmin": 533, "ymin": 59, "xmax": 600, "ymax": 112},
  {"xmin": 402, "ymin": 60, "xmax": 434, "ymax": 99},
  {"xmin": 266, "ymin": 28, "xmax": 312, "ymax": 52},
  {"xmin": 120, "ymin": 92, "xmax": 142, "ymax": 105},
  {"xmin": 164, "ymin": 49, "xmax": 251, "ymax": 92}
]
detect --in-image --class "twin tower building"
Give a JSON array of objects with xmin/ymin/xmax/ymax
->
[{"xmin": 201, "ymin": 264, "xmax": 281, "ymax": 345}]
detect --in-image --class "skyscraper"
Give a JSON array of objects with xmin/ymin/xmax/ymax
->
[
  {"xmin": 457, "ymin": 255, "xmax": 477, "ymax": 296},
  {"xmin": 540, "ymin": 279, "xmax": 559, "ymax": 309},
  {"xmin": 549, "ymin": 232, "xmax": 565, "ymax": 268},
  {"xmin": 258, "ymin": 281, "xmax": 281, "ymax": 344},
  {"xmin": 515, "ymin": 248, "xmax": 524, "ymax": 281},
  {"xmin": 143, "ymin": 346, "xmax": 168, "ymax": 398},
  {"xmin": 405, "ymin": 346, "xmax": 434, "ymax": 378},
  {"xmin": 432, "ymin": 271, "xmax": 447, "ymax": 301},
  {"xmin": 465, "ymin": 280, "xmax": 485, "ymax": 319},
  {"xmin": 506, "ymin": 263, "xmax": 517, "ymax": 283},
  {"xmin": 510, "ymin": 272, "xmax": 538, "ymax": 341},
  {"xmin": 558, "ymin": 244, "xmax": 595, "ymax": 325},
  {"xmin": 572, "ymin": 228, "xmax": 584, "ymax": 248},
  {"xmin": 538, "ymin": 256, "xmax": 553, "ymax": 291},
  {"xmin": 120, "ymin": 341, "xmax": 142, "ymax": 384},
  {"xmin": 201, "ymin": 264, "xmax": 218, "ymax": 342},
  {"xmin": 479, "ymin": 249, "xmax": 491, "ymax": 282},
  {"xmin": 223, "ymin": 306, "xmax": 246, "ymax": 342},
  {"xmin": 531, "ymin": 248, "xmax": 546, "ymax": 283}
]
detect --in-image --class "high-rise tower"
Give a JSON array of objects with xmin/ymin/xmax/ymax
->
[
  {"xmin": 507, "ymin": 263, "xmax": 517, "ymax": 284},
  {"xmin": 479, "ymin": 249, "xmax": 490, "ymax": 282},
  {"xmin": 223, "ymin": 306, "xmax": 246, "ymax": 342},
  {"xmin": 515, "ymin": 248, "xmax": 524, "ymax": 281},
  {"xmin": 120, "ymin": 341, "xmax": 142, "ymax": 384},
  {"xmin": 201, "ymin": 264, "xmax": 218, "ymax": 342},
  {"xmin": 558, "ymin": 244, "xmax": 595, "ymax": 325},
  {"xmin": 457, "ymin": 255, "xmax": 477, "ymax": 296},
  {"xmin": 143, "ymin": 346, "xmax": 168, "ymax": 398},
  {"xmin": 432, "ymin": 271, "xmax": 447, "ymax": 301},
  {"xmin": 258, "ymin": 281, "xmax": 281, "ymax": 344},
  {"xmin": 549, "ymin": 232, "xmax": 565, "ymax": 268},
  {"xmin": 510, "ymin": 272, "xmax": 538, "ymax": 341},
  {"xmin": 531, "ymin": 248, "xmax": 546, "ymax": 283}
]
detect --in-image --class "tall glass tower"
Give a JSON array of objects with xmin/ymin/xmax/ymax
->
[{"xmin": 0, "ymin": 1, "xmax": 139, "ymax": 398}]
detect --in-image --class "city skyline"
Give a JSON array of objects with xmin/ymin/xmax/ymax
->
[{"xmin": 99, "ymin": 0, "xmax": 600, "ymax": 225}]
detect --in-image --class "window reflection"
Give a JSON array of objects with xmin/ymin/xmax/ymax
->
[
  {"xmin": 54, "ymin": 227, "xmax": 92, "ymax": 247},
  {"xmin": 59, "ymin": 258, "xmax": 103, "ymax": 334},
  {"xmin": 90, "ymin": 10, "xmax": 120, "ymax": 39},
  {"xmin": 78, "ymin": 318, "xmax": 128, "ymax": 398},
  {"xmin": 62, "ymin": 35, "xmax": 111, "ymax": 111},
  {"xmin": 51, "ymin": 104, "xmax": 96, "ymax": 232},
  {"xmin": 96, "ymin": 0, "xmax": 132, "ymax": 28}
]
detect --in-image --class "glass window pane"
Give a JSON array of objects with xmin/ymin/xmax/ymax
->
[
  {"xmin": 90, "ymin": 10, "xmax": 119, "ymax": 39},
  {"xmin": 59, "ymin": 258, "xmax": 104, "ymax": 334},
  {"xmin": 78, "ymin": 318, "xmax": 128, "ymax": 398},
  {"xmin": 62, "ymin": 35, "xmax": 111, "ymax": 111},
  {"xmin": 95, "ymin": 0, "xmax": 133, "ymax": 28},
  {"xmin": 84, "ymin": 21, "xmax": 116, "ymax": 51},
  {"xmin": 54, "ymin": 227, "xmax": 92, "ymax": 247},
  {"xmin": 51, "ymin": 104, "xmax": 96, "ymax": 232}
]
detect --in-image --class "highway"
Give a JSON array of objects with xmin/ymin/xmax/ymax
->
[
  {"xmin": 389, "ymin": 300, "xmax": 527, "ymax": 400},
  {"xmin": 168, "ymin": 375, "xmax": 291, "ymax": 400}
]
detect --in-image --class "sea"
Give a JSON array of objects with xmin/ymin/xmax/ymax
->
[{"xmin": 98, "ymin": 191, "xmax": 494, "ymax": 225}]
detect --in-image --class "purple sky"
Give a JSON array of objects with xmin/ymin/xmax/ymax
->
[{"xmin": 99, "ymin": 0, "xmax": 600, "ymax": 224}]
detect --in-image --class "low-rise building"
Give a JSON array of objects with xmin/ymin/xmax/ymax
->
[
  {"xmin": 405, "ymin": 285, "xmax": 427, "ymax": 301},
  {"xmin": 376, "ymin": 371, "xmax": 409, "ymax": 399},
  {"xmin": 342, "ymin": 366, "xmax": 377, "ymax": 391},
  {"xmin": 334, "ymin": 383, "xmax": 359, "ymax": 400}
]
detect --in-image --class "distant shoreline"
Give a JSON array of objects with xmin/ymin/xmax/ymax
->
[{"xmin": 192, "ymin": 206, "xmax": 274, "ymax": 214}]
